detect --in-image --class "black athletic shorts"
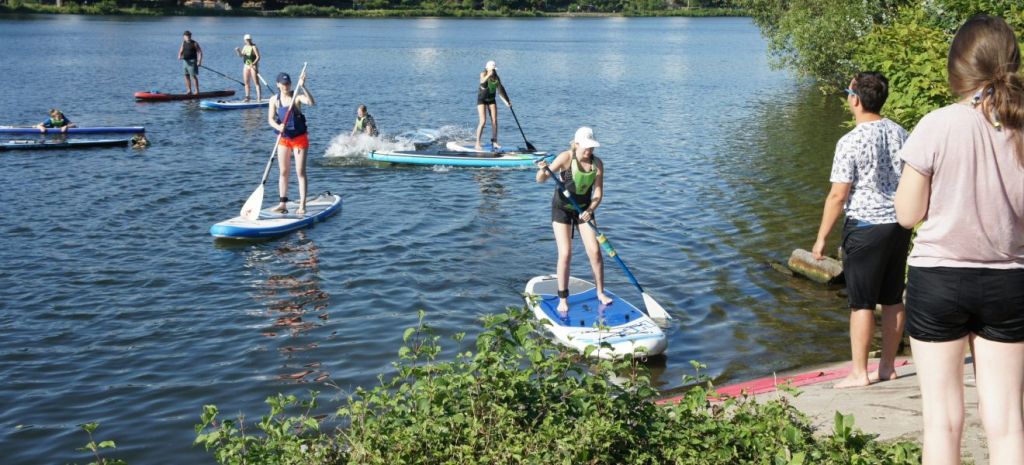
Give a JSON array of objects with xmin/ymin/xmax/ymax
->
[
  {"xmin": 906, "ymin": 266, "xmax": 1024, "ymax": 343},
  {"xmin": 841, "ymin": 219, "xmax": 912, "ymax": 310}
]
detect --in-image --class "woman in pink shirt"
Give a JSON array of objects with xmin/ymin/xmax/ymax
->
[{"xmin": 895, "ymin": 15, "xmax": 1024, "ymax": 465}]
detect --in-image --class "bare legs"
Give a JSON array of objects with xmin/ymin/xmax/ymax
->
[
  {"xmin": 552, "ymin": 220, "xmax": 612, "ymax": 315},
  {"xmin": 184, "ymin": 75, "xmax": 200, "ymax": 95},
  {"xmin": 834, "ymin": 303, "xmax": 905, "ymax": 388},
  {"xmin": 274, "ymin": 147, "xmax": 308, "ymax": 215},
  {"xmin": 474, "ymin": 103, "xmax": 498, "ymax": 149},
  {"xmin": 243, "ymin": 66, "xmax": 261, "ymax": 101}
]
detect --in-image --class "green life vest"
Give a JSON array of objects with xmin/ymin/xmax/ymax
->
[
  {"xmin": 241, "ymin": 45, "xmax": 257, "ymax": 65},
  {"xmin": 570, "ymin": 154, "xmax": 597, "ymax": 195}
]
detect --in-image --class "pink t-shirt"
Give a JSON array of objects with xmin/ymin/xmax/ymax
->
[{"xmin": 900, "ymin": 103, "xmax": 1024, "ymax": 269}]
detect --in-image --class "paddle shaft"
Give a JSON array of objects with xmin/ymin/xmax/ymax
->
[
  {"xmin": 499, "ymin": 87, "xmax": 536, "ymax": 152},
  {"xmin": 200, "ymin": 64, "xmax": 246, "ymax": 86},
  {"xmin": 540, "ymin": 164, "xmax": 647, "ymax": 295},
  {"xmin": 256, "ymin": 73, "xmax": 279, "ymax": 96}
]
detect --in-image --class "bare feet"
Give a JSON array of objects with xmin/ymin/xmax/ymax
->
[
  {"xmin": 869, "ymin": 369, "xmax": 898, "ymax": 383},
  {"xmin": 296, "ymin": 208, "xmax": 306, "ymax": 216},
  {"xmin": 597, "ymin": 292, "xmax": 613, "ymax": 306},
  {"xmin": 557, "ymin": 299, "xmax": 569, "ymax": 317},
  {"xmin": 834, "ymin": 372, "xmax": 871, "ymax": 389},
  {"xmin": 271, "ymin": 204, "xmax": 288, "ymax": 214},
  {"xmin": 474, "ymin": 143, "xmax": 482, "ymax": 150}
]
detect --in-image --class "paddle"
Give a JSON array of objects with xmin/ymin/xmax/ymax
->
[
  {"xmin": 537, "ymin": 161, "xmax": 672, "ymax": 322},
  {"xmin": 500, "ymin": 87, "xmax": 537, "ymax": 152},
  {"xmin": 200, "ymin": 64, "xmax": 246, "ymax": 87},
  {"xmin": 240, "ymin": 63, "xmax": 308, "ymax": 221},
  {"xmin": 256, "ymin": 73, "xmax": 279, "ymax": 97}
]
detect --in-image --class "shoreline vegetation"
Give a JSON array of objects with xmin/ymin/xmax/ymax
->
[
  {"xmin": 0, "ymin": 0, "xmax": 747, "ymax": 17},
  {"xmin": 79, "ymin": 308, "xmax": 922, "ymax": 464}
]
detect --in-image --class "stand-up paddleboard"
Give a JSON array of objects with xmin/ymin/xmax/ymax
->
[
  {"xmin": 200, "ymin": 99, "xmax": 270, "ymax": 110},
  {"xmin": 210, "ymin": 192, "xmax": 342, "ymax": 240},
  {"xmin": 135, "ymin": 90, "xmax": 235, "ymax": 101},
  {"xmin": 369, "ymin": 148, "xmax": 550, "ymax": 168},
  {"xmin": 0, "ymin": 138, "xmax": 132, "ymax": 151},
  {"xmin": 0, "ymin": 126, "xmax": 144, "ymax": 135},
  {"xmin": 524, "ymin": 275, "xmax": 667, "ymax": 359},
  {"xmin": 395, "ymin": 129, "xmax": 440, "ymax": 149},
  {"xmin": 446, "ymin": 141, "xmax": 532, "ymax": 153}
]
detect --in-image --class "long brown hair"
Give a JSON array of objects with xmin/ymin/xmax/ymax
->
[{"xmin": 948, "ymin": 14, "xmax": 1024, "ymax": 166}]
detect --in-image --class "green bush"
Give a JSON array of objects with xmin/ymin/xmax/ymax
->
[{"xmin": 195, "ymin": 307, "xmax": 921, "ymax": 464}]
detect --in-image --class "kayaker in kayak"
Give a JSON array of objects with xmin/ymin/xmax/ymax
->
[
  {"xmin": 350, "ymin": 104, "xmax": 379, "ymax": 137},
  {"xmin": 178, "ymin": 30, "xmax": 203, "ymax": 95},
  {"xmin": 268, "ymin": 70, "xmax": 315, "ymax": 216},
  {"xmin": 35, "ymin": 109, "xmax": 76, "ymax": 133},
  {"xmin": 536, "ymin": 127, "xmax": 612, "ymax": 316},
  {"xmin": 234, "ymin": 34, "xmax": 261, "ymax": 101},
  {"xmin": 475, "ymin": 60, "xmax": 510, "ymax": 150}
]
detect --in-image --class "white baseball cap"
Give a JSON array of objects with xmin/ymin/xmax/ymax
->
[
  {"xmin": 574, "ymin": 127, "xmax": 600, "ymax": 149},
  {"xmin": 485, "ymin": 60, "xmax": 496, "ymax": 70},
  {"xmin": 243, "ymin": 34, "xmax": 252, "ymax": 40}
]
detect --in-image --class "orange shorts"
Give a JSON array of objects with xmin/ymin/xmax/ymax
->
[{"xmin": 279, "ymin": 133, "xmax": 309, "ymax": 150}]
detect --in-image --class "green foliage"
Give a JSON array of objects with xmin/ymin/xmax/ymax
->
[
  {"xmin": 74, "ymin": 422, "xmax": 128, "ymax": 465},
  {"xmin": 196, "ymin": 306, "xmax": 921, "ymax": 464}
]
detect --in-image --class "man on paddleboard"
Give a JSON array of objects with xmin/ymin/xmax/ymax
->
[
  {"xmin": 178, "ymin": 31, "xmax": 203, "ymax": 95},
  {"xmin": 268, "ymin": 70, "xmax": 315, "ymax": 216}
]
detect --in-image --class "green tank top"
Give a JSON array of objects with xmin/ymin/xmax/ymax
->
[
  {"xmin": 241, "ymin": 45, "xmax": 257, "ymax": 65},
  {"xmin": 570, "ymin": 154, "xmax": 597, "ymax": 195}
]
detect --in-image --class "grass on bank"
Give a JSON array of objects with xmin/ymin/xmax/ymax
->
[
  {"xmin": 0, "ymin": 0, "xmax": 746, "ymax": 17},
  {"xmin": 81, "ymin": 307, "xmax": 920, "ymax": 464}
]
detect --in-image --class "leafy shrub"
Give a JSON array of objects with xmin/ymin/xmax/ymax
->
[{"xmin": 196, "ymin": 307, "xmax": 921, "ymax": 464}]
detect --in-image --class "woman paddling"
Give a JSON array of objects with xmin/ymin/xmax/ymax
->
[
  {"xmin": 234, "ymin": 34, "xmax": 261, "ymax": 102},
  {"xmin": 268, "ymin": 70, "xmax": 315, "ymax": 216},
  {"xmin": 536, "ymin": 127, "xmax": 612, "ymax": 316},
  {"xmin": 475, "ymin": 60, "xmax": 510, "ymax": 150}
]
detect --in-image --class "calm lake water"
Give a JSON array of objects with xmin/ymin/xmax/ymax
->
[{"xmin": 0, "ymin": 14, "xmax": 852, "ymax": 463}]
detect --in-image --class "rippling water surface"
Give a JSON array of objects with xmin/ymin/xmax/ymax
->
[{"xmin": 0, "ymin": 15, "xmax": 852, "ymax": 463}]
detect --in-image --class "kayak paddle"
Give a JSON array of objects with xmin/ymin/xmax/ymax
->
[
  {"xmin": 200, "ymin": 64, "xmax": 246, "ymax": 87},
  {"xmin": 240, "ymin": 62, "xmax": 307, "ymax": 221},
  {"xmin": 538, "ymin": 162, "xmax": 672, "ymax": 323}
]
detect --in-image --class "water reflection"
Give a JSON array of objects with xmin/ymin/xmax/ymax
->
[{"xmin": 248, "ymin": 232, "xmax": 333, "ymax": 384}]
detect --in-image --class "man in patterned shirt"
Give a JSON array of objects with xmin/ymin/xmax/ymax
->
[{"xmin": 812, "ymin": 72, "xmax": 912, "ymax": 389}]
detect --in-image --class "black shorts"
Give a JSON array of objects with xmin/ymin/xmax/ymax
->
[
  {"xmin": 477, "ymin": 95, "xmax": 496, "ymax": 106},
  {"xmin": 906, "ymin": 266, "xmax": 1024, "ymax": 343},
  {"xmin": 841, "ymin": 220, "xmax": 912, "ymax": 310},
  {"xmin": 552, "ymin": 206, "xmax": 591, "ymax": 226}
]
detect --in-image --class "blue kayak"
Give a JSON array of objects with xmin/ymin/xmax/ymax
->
[
  {"xmin": 369, "ymin": 148, "xmax": 551, "ymax": 168},
  {"xmin": 200, "ymin": 99, "xmax": 270, "ymax": 110},
  {"xmin": 0, "ymin": 126, "xmax": 144, "ymax": 135},
  {"xmin": 210, "ymin": 192, "xmax": 342, "ymax": 240}
]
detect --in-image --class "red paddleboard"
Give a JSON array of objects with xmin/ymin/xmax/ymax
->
[{"xmin": 135, "ymin": 89, "xmax": 235, "ymax": 101}]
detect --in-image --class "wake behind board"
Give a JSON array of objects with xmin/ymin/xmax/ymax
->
[
  {"xmin": 524, "ymin": 275, "xmax": 667, "ymax": 359},
  {"xmin": 200, "ymin": 99, "xmax": 270, "ymax": 110},
  {"xmin": 369, "ymin": 148, "xmax": 550, "ymax": 168},
  {"xmin": 445, "ymin": 141, "xmax": 530, "ymax": 154},
  {"xmin": 210, "ymin": 193, "xmax": 342, "ymax": 240},
  {"xmin": 0, "ymin": 126, "xmax": 144, "ymax": 135},
  {"xmin": 0, "ymin": 138, "xmax": 132, "ymax": 151},
  {"xmin": 395, "ymin": 129, "xmax": 440, "ymax": 149},
  {"xmin": 135, "ymin": 90, "xmax": 235, "ymax": 101}
]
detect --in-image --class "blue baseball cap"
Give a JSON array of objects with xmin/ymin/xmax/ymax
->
[{"xmin": 276, "ymin": 72, "xmax": 291, "ymax": 85}]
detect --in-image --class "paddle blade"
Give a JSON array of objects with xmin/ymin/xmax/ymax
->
[
  {"xmin": 526, "ymin": 141, "xmax": 537, "ymax": 152},
  {"xmin": 240, "ymin": 184, "xmax": 265, "ymax": 221},
  {"xmin": 642, "ymin": 291, "xmax": 672, "ymax": 324}
]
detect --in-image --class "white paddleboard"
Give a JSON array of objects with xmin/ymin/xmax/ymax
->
[{"xmin": 210, "ymin": 192, "xmax": 342, "ymax": 239}]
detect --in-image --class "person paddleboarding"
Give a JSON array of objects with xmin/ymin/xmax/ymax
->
[
  {"xmin": 475, "ymin": 60, "xmax": 511, "ymax": 150},
  {"xmin": 268, "ymin": 70, "xmax": 315, "ymax": 215},
  {"xmin": 536, "ymin": 127, "xmax": 612, "ymax": 316},
  {"xmin": 234, "ymin": 34, "xmax": 261, "ymax": 101},
  {"xmin": 177, "ymin": 30, "xmax": 203, "ymax": 95}
]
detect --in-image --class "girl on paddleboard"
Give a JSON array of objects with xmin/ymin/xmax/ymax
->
[
  {"xmin": 234, "ymin": 34, "xmax": 262, "ymax": 102},
  {"xmin": 268, "ymin": 70, "xmax": 315, "ymax": 215},
  {"xmin": 536, "ymin": 127, "xmax": 613, "ymax": 316},
  {"xmin": 475, "ymin": 60, "xmax": 511, "ymax": 150}
]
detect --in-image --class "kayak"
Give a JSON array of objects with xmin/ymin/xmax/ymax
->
[
  {"xmin": 524, "ymin": 275, "xmax": 667, "ymax": 359},
  {"xmin": 0, "ymin": 126, "xmax": 144, "ymax": 135},
  {"xmin": 135, "ymin": 90, "xmax": 235, "ymax": 101},
  {"xmin": 210, "ymin": 192, "xmax": 342, "ymax": 240},
  {"xmin": 0, "ymin": 138, "xmax": 132, "ymax": 151},
  {"xmin": 199, "ymin": 99, "xmax": 270, "ymax": 110},
  {"xmin": 369, "ymin": 148, "xmax": 551, "ymax": 168}
]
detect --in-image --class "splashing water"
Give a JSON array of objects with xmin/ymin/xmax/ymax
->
[{"xmin": 323, "ymin": 133, "xmax": 411, "ymax": 159}]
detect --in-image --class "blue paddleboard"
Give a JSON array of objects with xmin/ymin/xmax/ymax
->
[{"xmin": 210, "ymin": 193, "xmax": 342, "ymax": 239}]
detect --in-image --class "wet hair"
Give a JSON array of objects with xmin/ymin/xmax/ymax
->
[
  {"xmin": 358, "ymin": 104, "xmax": 367, "ymax": 113},
  {"xmin": 49, "ymin": 108, "xmax": 61, "ymax": 117},
  {"xmin": 851, "ymin": 72, "xmax": 889, "ymax": 114},
  {"xmin": 183, "ymin": 30, "xmax": 191, "ymax": 37},
  {"xmin": 948, "ymin": 14, "xmax": 1024, "ymax": 165}
]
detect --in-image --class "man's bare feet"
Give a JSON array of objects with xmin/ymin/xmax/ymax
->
[{"xmin": 834, "ymin": 372, "xmax": 871, "ymax": 389}]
